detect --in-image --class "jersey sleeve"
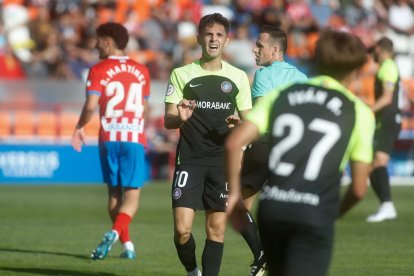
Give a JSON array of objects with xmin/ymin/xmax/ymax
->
[
  {"xmin": 86, "ymin": 66, "xmax": 103, "ymax": 96},
  {"xmin": 141, "ymin": 65, "xmax": 151, "ymax": 99},
  {"xmin": 378, "ymin": 60, "xmax": 399, "ymax": 89},
  {"xmin": 251, "ymin": 68, "xmax": 273, "ymax": 99},
  {"xmin": 164, "ymin": 69, "xmax": 183, "ymax": 104},
  {"xmin": 235, "ymin": 72, "xmax": 253, "ymax": 111},
  {"xmin": 295, "ymin": 70, "xmax": 308, "ymax": 83},
  {"xmin": 348, "ymin": 102, "xmax": 375, "ymax": 164},
  {"xmin": 246, "ymin": 89, "xmax": 280, "ymax": 134}
]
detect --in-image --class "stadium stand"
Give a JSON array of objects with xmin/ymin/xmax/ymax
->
[
  {"xmin": 13, "ymin": 111, "xmax": 36, "ymax": 138},
  {"xmin": 58, "ymin": 111, "xmax": 79, "ymax": 139},
  {"xmin": 37, "ymin": 111, "xmax": 57, "ymax": 137},
  {"xmin": 1, "ymin": 0, "xmax": 414, "ymax": 180},
  {"xmin": 0, "ymin": 111, "xmax": 12, "ymax": 138}
]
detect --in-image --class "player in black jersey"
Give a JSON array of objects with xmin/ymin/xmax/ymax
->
[
  {"xmin": 226, "ymin": 30, "xmax": 374, "ymax": 276},
  {"xmin": 366, "ymin": 37, "xmax": 402, "ymax": 223},
  {"xmin": 164, "ymin": 13, "xmax": 252, "ymax": 276}
]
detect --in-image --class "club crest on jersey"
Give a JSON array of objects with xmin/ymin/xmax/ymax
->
[
  {"xmin": 173, "ymin": 187, "xmax": 182, "ymax": 200},
  {"xmin": 166, "ymin": 83, "xmax": 174, "ymax": 96},
  {"xmin": 221, "ymin": 81, "xmax": 232, "ymax": 93}
]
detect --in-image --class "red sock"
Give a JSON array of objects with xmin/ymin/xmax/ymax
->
[
  {"xmin": 120, "ymin": 227, "xmax": 130, "ymax": 244},
  {"xmin": 112, "ymin": 213, "xmax": 132, "ymax": 243}
]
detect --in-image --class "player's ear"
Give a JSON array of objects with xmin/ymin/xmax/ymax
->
[
  {"xmin": 223, "ymin": 36, "xmax": 229, "ymax": 47},
  {"xmin": 272, "ymin": 45, "xmax": 278, "ymax": 56}
]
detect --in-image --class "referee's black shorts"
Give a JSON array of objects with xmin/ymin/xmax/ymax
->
[
  {"xmin": 374, "ymin": 114, "xmax": 401, "ymax": 154},
  {"xmin": 241, "ymin": 140, "xmax": 269, "ymax": 192}
]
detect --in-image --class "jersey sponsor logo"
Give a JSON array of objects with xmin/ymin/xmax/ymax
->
[
  {"xmin": 101, "ymin": 119, "xmax": 144, "ymax": 133},
  {"xmin": 166, "ymin": 84, "xmax": 174, "ymax": 96},
  {"xmin": 172, "ymin": 187, "xmax": 182, "ymax": 200},
  {"xmin": 221, "ymin": 81, "xmax": 232, "ymax": 93},
  {"xmin": 189, "ymin": 83, "xmax": 202, "ymax": 88},
  {"xmin": 87, "ymin": 80, "xmax": 91, "ymax": 87},
  {"xmin": 220, "ymin": 193, "xmax": 228, "ymax": 199},
  {"xmin": 259, "ymin": 185, "xmax": 320, "ymax": 206},
  {"xmin": 196, "ymin": 101, "xmax": 231, "ymax": 110}
]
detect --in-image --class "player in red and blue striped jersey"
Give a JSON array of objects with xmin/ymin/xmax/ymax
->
[{"xmin": 72, "ymin": 22, "xmax": 150, "ymax": 260}]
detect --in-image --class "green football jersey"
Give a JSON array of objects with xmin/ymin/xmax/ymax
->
[
  {"xmin": 247, "ymin": 75, "xmax": 374, "ymax": 226},
  {"xmin": 165, "ymin": 60, "xmax": 252, "ymax": 166},
  {"xmin": 374, "ymin": 58, "xmax": 403, "ymax": 120}
]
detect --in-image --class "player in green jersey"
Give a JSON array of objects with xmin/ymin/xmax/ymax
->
[
  {"xmin": 366, "ymin": 37, "xmax": 402, "ymax": 222},
  {"xmin": 226, "ymin": 30, "xmax": 374, "ymax": 276},
  {"xmin": 164, "ymin": 13, "xmax": 252, "ymax": 276}
]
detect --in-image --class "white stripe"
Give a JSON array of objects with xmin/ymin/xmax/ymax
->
[
  {"xmin": 110, "ymin": 118, "xmax": 117, "ymax": 141},
  {"xmin": 120, "ymin": 117, "xmax": 128, "ymax": 142},
  {"xmin": 132, "ymin": 118, "xmax": 139, "ymax": 142}
]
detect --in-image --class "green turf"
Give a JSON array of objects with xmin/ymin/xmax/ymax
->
[{"xmin": 0, "ymin": 182, "xmax": 413, "ymax": 275}]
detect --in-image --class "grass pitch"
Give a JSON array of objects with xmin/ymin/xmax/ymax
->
[{"xmin": 0, "ymin": 182, "xmax": 413, "ymax": 275}]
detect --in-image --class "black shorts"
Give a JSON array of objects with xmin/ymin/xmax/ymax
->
[
  {"xmin": 241, "ymin": 140, "xmax": 269, "ymax": 192},
  {"xmin": 374, "ymin": 114, "xmax": 401, "ymax": 154},
  {"xmin": 257, "ymin": 217, "xmax": 334, "ymax": 276},
  {"xmin": 171, "ymin": 164, "xmax": 228, "ymax": 211}
]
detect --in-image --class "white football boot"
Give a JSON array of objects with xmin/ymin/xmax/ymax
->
[{"xmin": 366, "ymin": 202, "xmax": 397, "ymax": 222}]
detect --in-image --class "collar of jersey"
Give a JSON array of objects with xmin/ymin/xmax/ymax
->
[
  {"xmin": 310, "ymin": 75, "xmax": 346, "ymax": 92},
  {"xmin": 194, "ymin": 59, "xmax": 226, "ymax": 73},
  {"xmin": 108, "ymin": 55, "xmax": 130, "ymax": 60}
]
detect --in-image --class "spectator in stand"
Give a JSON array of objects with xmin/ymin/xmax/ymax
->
[
  {"xmin": 0, "ymin": 43, "xmax": 26, "ymax": 80},
  {"xmin": 309, "ymin": 0, "xmax": 338, "ymax": 29},
  {"xmin": 224, "ymin": 23, "xmax": 257, "ymax": 79},
  {"xmin": 387, "ymin": 0, "xmax": 414, "ymax": 78},
  {"xmin": 258, "ymin": 0, "xmax": 290, "ymax": 32}
]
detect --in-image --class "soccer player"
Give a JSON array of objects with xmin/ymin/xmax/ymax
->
[
  {"xmin": 71, "ymin": 22, "xmax": 150, "ymax": 260},
  {"xmin": 226, "ymin": 30, "xmax": 374, "ymax": 276},
  {"xmin": 164, "ymin": 13, "xmax": 252, "ymax": 276},
  {"xmin": 239, "ymin": 25, "xmax": 307, "ymax": 276},
  {"xmin": 366, "ymin": 37, "xmax": 402, "ymax": 222}
]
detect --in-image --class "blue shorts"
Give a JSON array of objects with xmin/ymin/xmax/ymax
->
[{"xmin": 99, "ymin": 142, "xmax": 146, "ymax": 188}]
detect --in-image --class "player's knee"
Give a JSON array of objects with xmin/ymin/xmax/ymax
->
[
  {"xmin": 206, "ymin": 224, "xmax": 226, "ymax": 242},
  {"xmin": 174, "ymin": 225, "xmax": 192, "ymax": 243}
]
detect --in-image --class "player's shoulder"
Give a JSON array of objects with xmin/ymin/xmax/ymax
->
[
  {"xmin": 172, "ymin": 61, "xmax": 198, "ymax": 74},
  {"xmin": 222, "ymin": 60, "xmax": 248, "ymax": 76},
  {"xmin": 380, "ymin": 59, "xmax": 399, "ymax": 74}
]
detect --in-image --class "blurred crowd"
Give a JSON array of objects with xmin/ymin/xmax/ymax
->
[
  {"xmin": 1, "ymin": 0, "xmax": 414, "ymax": 81},
  {"xmin": 2, "ymin": 0, "xmax": 414, "ymax": 179}
]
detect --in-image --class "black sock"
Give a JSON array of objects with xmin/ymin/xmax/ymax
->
[
  {"xmin": 174, "ymin": 233, "xmax": 197, "ymax": 272},
  {"xmin": 202, "ymin": 239, "xmax": 223, "ymax": 276},
  {"xmin": 240, "ymin": 211, "xmax": 263, "ymax": 260},
  {"xmin": 370, "ymin": 166, "xmax": 392, "ymax": 202}
]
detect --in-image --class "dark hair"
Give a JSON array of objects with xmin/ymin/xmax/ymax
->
[
  {"xmin": 260, "ymin": 25, "xmax": 287, "ymax": 54},
  {"xmin": 198, "ymin": 13, "xmax": 230, "ymax": 35},
  {"xmin": 376, "ymin": 37, "xmax": 394, "ymax": 53},
  {"xmin": 315, "ymin": 30, "xmax": 367, "ymax": 80},
  {"xmin": 96, "ymin": 22, "xmax": 129, "ymax": 50}
]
